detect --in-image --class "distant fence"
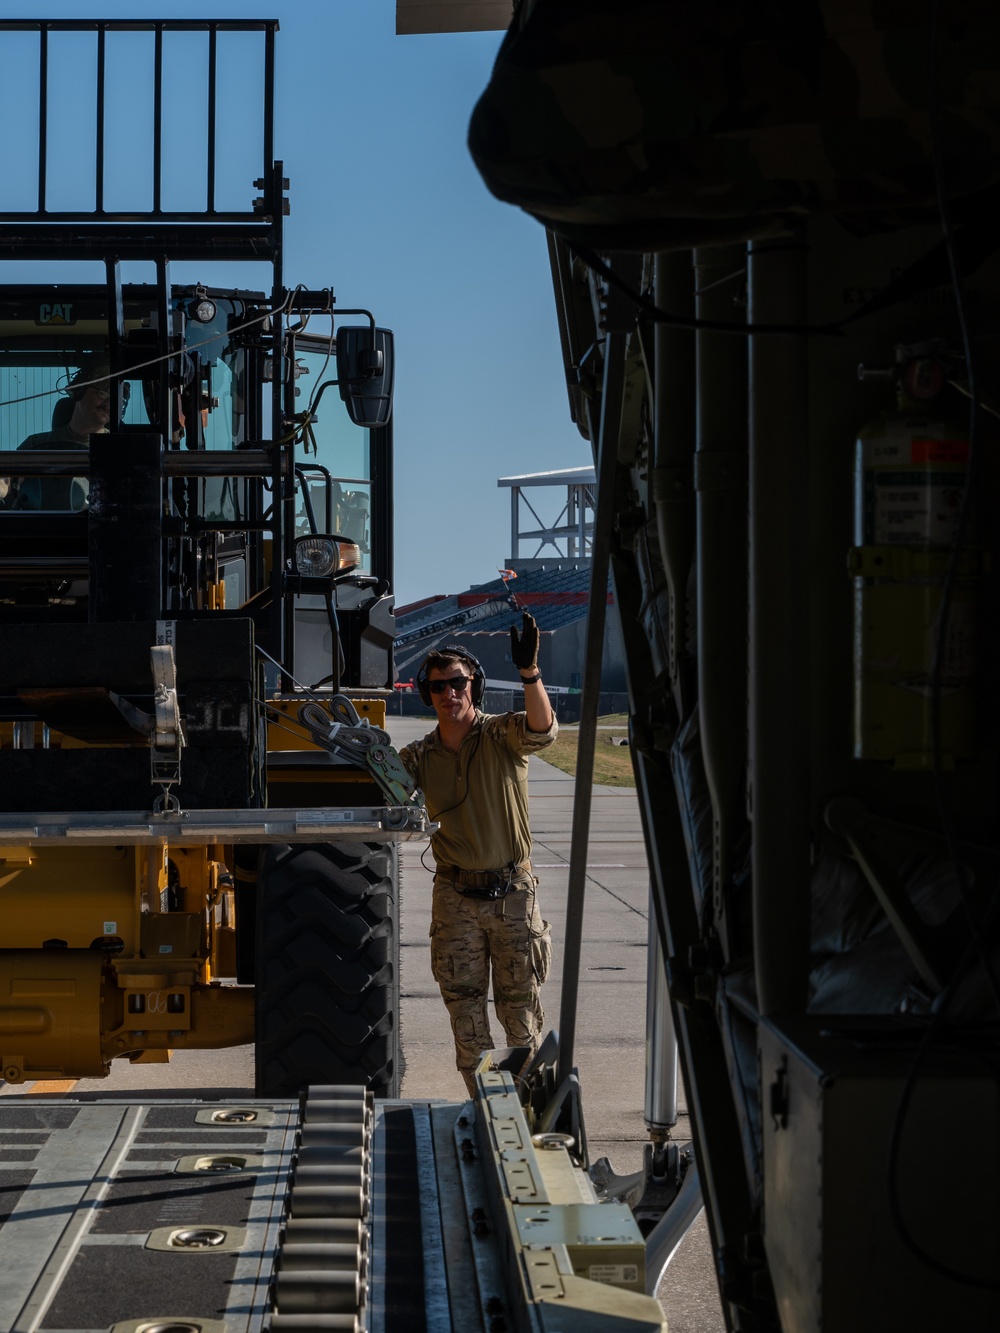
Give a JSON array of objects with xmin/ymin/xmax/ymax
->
[{"xmin": 390, "ymin": 690, "xmax": 630, "ymax": 723}]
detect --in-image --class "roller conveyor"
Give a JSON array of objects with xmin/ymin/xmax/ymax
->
[{"xmin": 0, "ymin": 1072, "xmax": 667, "ymax": 1333}]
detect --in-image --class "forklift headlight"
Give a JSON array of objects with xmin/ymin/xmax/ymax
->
[
  {"xmin": 190, "ymin": 297, "xmax": 217, "ymax": 323},
  {"xmin": 293, "ymin": 535, "xmax": 361, "ymax": 578}
]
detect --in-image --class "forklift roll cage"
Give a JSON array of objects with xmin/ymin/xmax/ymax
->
[{"xmin": 0, "ymin": 18, "xmax": 393, "ymax": 685}]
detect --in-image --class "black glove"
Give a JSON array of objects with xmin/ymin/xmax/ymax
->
[{"xmin": 510, "ymin": 611, "xmax": 539, "ymax": 672}]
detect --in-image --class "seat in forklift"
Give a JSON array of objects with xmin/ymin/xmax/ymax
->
[{"xmin": 51, "ymin": 395, "xmax": 74, "ymax": 429}]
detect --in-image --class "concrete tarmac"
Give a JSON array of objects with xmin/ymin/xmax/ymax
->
[{"xmin": 1, "ymin": 711, "xmax": 725, "ymax": 1332}]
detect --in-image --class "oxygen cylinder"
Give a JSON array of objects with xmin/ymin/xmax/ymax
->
[{"xmin": 851, "ymin": 352, "xmax": 980, "ymax": 769}]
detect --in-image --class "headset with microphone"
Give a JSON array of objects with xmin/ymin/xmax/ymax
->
[{"xmin": 416, "ymin": 644, "xmax": 485, "ymax": 707}]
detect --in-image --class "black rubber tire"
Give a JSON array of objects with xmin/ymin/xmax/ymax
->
[{"xmin": 255, "ymin": 841, "xmax": 400, "ymax": 1097}]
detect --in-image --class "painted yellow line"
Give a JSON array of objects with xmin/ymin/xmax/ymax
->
[{"xmin": 26, "ymin": 1079, "xmax": 77, "ymax": 1096}]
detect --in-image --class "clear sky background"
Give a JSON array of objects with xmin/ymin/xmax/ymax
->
[{"xmin": 0, "ymin": 0, "xmax": 590, "ymax": 609}]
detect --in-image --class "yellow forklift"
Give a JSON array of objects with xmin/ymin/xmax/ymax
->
[{"xmin": 0, "ymin": 17, "xmax": 428, "ymax": 1099}]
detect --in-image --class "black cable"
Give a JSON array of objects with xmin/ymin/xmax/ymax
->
[
  {"xmin": 570, "ymin": 243, "xmax": 841, "ymax": 338},
  {"xmin": 923, "ymin": 1, "xmax": 1000, "ymax": 1005},
  {"xmin": 418, "ymin": 723, "xmax": 484, "ymax": 876},
  {"xmin": 692, "ymin": 265, "xmax": 747, "ymax": 299},
  {"xmin": 884, "ymin": 1, "xmax": 1000, "ymax": 1286}
]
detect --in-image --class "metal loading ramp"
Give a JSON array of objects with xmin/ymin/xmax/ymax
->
[{"xmin": 0, "ymin": 1072, "xmax": 666, "ymax": 1333}]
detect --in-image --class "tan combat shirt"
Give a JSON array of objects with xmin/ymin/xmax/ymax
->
[{"xmin": 399, "ymin": 710, "xmax": 557, "ymax": 871}]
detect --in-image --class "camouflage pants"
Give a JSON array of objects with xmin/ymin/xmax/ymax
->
[{"xmin": 430, "ymin": 874, "xmax": 552, "ymax": 1096}]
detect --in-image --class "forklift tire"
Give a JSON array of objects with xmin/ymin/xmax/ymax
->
[{"xmin": 254, "ymin": 841, "xmax": 401, "ymax": 1098}]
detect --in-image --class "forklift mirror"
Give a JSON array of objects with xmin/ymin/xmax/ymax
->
[{"xmin": 336, "ymin": 326, "xmax": 394, "ymax": 428}]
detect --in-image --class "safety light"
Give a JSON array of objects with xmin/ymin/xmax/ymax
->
[
  {"xmin": 190, "ymin": 297, "xmax": 217, "ymax": 324},
  {"xmin": 293, "ymin": 535, "xmax": 361, "ymax": 579},
  {"xmin": 333, "ymin": 540, "xmax": 362, "ymax": 574}
]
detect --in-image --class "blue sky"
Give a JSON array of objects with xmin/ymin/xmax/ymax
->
[{"xmin": 0, "ymin": 1, "xmax": 590, "ymax": 609}]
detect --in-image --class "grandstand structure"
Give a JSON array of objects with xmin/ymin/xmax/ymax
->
[
  {"xmin": 394, "ymin": 467, "xmax": 626, "ymax": 714},
  {"xmin": 499, "ymin": 465, "xmax": 596, "ymax": 562}
]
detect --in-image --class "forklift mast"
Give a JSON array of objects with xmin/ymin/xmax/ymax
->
[{"xmin": 0, "ymin": 18, "xmax": 395, "ymax": 695}]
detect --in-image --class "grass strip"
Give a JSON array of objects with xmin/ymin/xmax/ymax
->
[{"xmin": 543, "ymin": 714, "xmax": 635, "ymax": 787}]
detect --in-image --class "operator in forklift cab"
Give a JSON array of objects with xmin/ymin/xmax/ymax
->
[{"xmin": 2, "ymin": 361, "xmax": 112, "ymax": 511}]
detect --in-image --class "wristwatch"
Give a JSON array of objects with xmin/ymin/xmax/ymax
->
[{"xmin": 519, "ymin": 672, "xmax": 542, "ymax": 685}]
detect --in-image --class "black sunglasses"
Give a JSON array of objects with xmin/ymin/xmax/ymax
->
[{"xmin": 428, "ymin": 675, "xmax": 470, "ymax": 695}]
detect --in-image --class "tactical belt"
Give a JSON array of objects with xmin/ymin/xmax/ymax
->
[{"xmin": 437, "ymin": 861, "xmax": 532, "ymax": 899}]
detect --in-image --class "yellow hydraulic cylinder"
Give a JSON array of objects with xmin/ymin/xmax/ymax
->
[{"xmin": 0, "ymin": 949, "xmax": 109, "ymax": 1082}]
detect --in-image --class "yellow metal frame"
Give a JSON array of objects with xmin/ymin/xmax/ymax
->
[
  {"xmin": 0, "ymin": 694, "xmax": 388, "ymax": 1080},
  {"xmin": 0, "ymin": 839, "xmax": 252, "ymax": 1081}
]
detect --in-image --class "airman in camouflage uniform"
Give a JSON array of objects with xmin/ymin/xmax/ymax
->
[{"xmin": 399, "ymin": 615, "xmax": 556, "ymax": 1095}]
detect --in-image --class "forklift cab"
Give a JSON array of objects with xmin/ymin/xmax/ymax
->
[{"xmin": 0, "ymin": 288, "xmax": 396, "ymax": 694}]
